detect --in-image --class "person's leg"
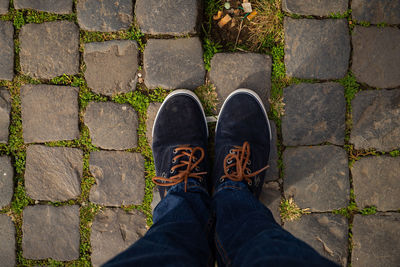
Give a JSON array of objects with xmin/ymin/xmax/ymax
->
[
  {"xmin": 211, "ymin": 89, "xmax": 338, "ymax": 267},
  {"xmin": 104, "ymin": 90, "xmax": 214, "ymax": 267}
]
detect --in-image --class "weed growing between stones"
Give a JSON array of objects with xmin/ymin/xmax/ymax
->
[
  {"xmin": 329, "ymin": 10, "xmax": 352, "ymax": 19},
  {"xmin": 194, "ymin": 83, "xmax": 218, "ymax": 116},
  {"xmin": 280, "ymin": 197, "xmax": 310, "ymax": 222},
  {"xmin": 332, "ymin": 190, "xmax": 378, "ymax": 218},
  {"xmin": 389, "ymin": 150, "xmax": 400, "ymax": 157},
  {"xmin": 112, "ymin": 87, "xmax": 168, "ymax": 226},
  {"xmin": 359, "ymin": 206, "xmax": 377, "ymax": 215},
  {"xmin": 203, "ymin": 37, "xmax": 222, "ymax": 71},
  {"xmin": 80, "ymin": 25, "xmax": 145, "ymax": 52},
  {"xmin": 0, "ymin": 9, "xmax": 76, "ymax": 29}
]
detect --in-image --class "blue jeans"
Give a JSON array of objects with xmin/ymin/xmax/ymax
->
[{"xmin": 104, "ymin": 181, "xmax": 338, "ymax": 267}]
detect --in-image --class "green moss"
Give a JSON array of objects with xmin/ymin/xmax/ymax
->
[
  {"xmin": 288, "ymin": 13, "xmax": 302, "ymax": 19},
  {"xmin": 389, "ymin": 150, "xmax": 400, "ymax": 157},
  {"xmin": 78, "ymin": 85, "xmax": 107, "ymax": 109},
  {"xmin": 269, "ymin": 44, "xmax": 289, "ymax": 125},
  {"xmin": 24, "ymin": 10, "xmax": 76, "ymax": 24},
  {"xmin": 329, "ymin": 9, "xmax": 352, "ymax": 19},
  {"xmin": 80, "ymin": 26, "xmax": 145, "ymax": 52},
  {"xmin": 50, "ymin": 74, "xmax": 85, "ymax": 87},
  {"xmin": 79, "ymin": 203, "xmax": 102, "ymax": 265},
  {"xmin": 333, "ymin": 189, "xmax": 358, "ymax": 218},
  {"xmin": 339, "ymin": 72, "xmax": 361, "ymax": 108},
  {"xmin": 9, "ymin": 9, "xmax": 75, "ymax": 29},
  {"xmin": 13, "ymin": 11, "xmax": 25, "ymax": 29},
  {"xmin": 360, "ymin": 206, "xmax": 377, "ymax": 215},
  {"xmin": 203, "ymin": 37, "xmax": 222, "ymax": 71},
  {"xmin": 356, "ymin": 20, "xmax": 371, "ymax": 27},
  {"xmin": 377, "ymin": 22, "xmax": 389, "ymax": 27}
]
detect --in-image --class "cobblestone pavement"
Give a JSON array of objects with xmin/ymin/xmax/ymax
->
[{"xmin": 0, "ymin": 0, "xmax": 399, "ymax": 266}]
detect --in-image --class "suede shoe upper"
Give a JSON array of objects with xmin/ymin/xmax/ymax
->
[
  {"xmin": 152, "ymin": 90, "xmax": 209, "ymax": 199},
  {"xmin": 213, "ymin": 89, "xmax": 271, "ymax": 198}
]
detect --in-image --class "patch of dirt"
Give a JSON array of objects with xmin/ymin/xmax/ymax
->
[{"xmin": 210, "ymin": 0, "xmax": 255, "ymax": 49}]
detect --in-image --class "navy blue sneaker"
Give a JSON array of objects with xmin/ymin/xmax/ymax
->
[
  {"xmin": 212, "ymin": 89, "xmax": 271, "ymax": 198},
  {"xmin": 151, "ymin": 90, "xmax": 209, "ymax": 199}
]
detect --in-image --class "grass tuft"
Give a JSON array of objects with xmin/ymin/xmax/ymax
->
[
  {"xmin": 247, "ymin": 0, "xmax": 284, "ymax": 52},
  {"xmin": 280, "ymin": 197, "xmax": 310, "ymax": 222},
  {"xmin": 194, "ymin": 83, "xmax": 218, "ymax": 116},
  {"xmin": 360, "ymin": 206, "xmax": 377, "ymax": 215},
  {"xmin": 203, "ymin": 37, "xmax": 222, "ymax": 71}
]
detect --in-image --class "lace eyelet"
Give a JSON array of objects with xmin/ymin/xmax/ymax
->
[
  {"xmin": 173, "ymin": 149, "xmax": 177, "ymax": 154},
  {"xmin": 229, "ymin": 149, "xmax": 234, "ymax": 154},
  {"xmin": 245, "ymin": 169, "xmax": 252, "ymax": 175},
  {"xmin": 220, "ymin": 177, "xmax": 225, "ymax": 182},
  {"xmin": 248, "ymin": 180, "xmax": 252, "ymax": 186},
  {"xmin": 172, "ymin": 159, "xmax": 176, "ymax": 163},
  {"xmin": 247, "ymin": 160, "xmax": 251, "ymax": 165},
  {"xmin": 170, "ymin": 169, "xmax": 175, "ymax": 174},
  {"xmin": 227, "ymin": 159, "xmax": 233, "ymax": 164}
]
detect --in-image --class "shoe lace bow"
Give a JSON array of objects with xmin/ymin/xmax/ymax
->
[
  {"xmin": 222, "ymin": 141, "xmax": 269, "ymax": 185},
  {"xmin": 152, "ymin": 145, "xmax": 207, "ymax": 192}
]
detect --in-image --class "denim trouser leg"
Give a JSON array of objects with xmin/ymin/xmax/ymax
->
[
  {"xmin": 213, "ymin": 181, "xmax": 339, "ymax": 267},
  {"xmin": 104, "ymin": 182, "xmax": 214, "ymax": 267}
]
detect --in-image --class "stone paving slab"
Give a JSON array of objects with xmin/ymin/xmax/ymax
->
[
  {"xmin": 284, "ymin": 214, "xmax": 348, "ymax": 266},
  {"xmin": 209, "ymin": 53, "xmax": 271, "ymax": 111},
  {"xmin": 282, "ymin": 0, "xmax": 348, "ymax": 17},
  {"xmin": 0, "ymin": 214, "xmax": 15, "ymax": 267},
  {"xmin": 352, "ymin": 0, "xmax": 400, "ymax": 24},
  {"xmin": 350, "ymin": 89, "xmax": 400, "ymax": 151},
  {"xmin": 22, "ymin": 205, "xmax": 80, "ymax": 261},
  {"xmin": 144, "ymin": 38, "xmax": 205, "ymax": 90},
  {"xmin": 282, "ymin": 82, "xmax": 346, "ymax": 146},
  {"xmin": 0, "ymin": 88, "xmax": 10, "ymax": 143},
  {"xmin": 84, "ymin": 40, "xmax": 139, "ymax": 96},
  {"xmin": 14, "ymin": 0, "xmax": 73, "ymax": 14},
  {"xmin": 265, "ymin": 121, "xmax": 279, "ymax": 182},
  {"xmin": 351, "ymin": 26, "xmax": 400, "ymax": 89},
  {"xmin": 0, "ymin": 21, "xmax": 14, "ymax": 81},
  {"xmin": 91, "ymin": 208, "xmax": 147, "ymax": 267},
  {"xmin": 89, "ymin": 151, "xmax": 145, "ymax": 206},
  {"xmin": 77, "ymin": 0, "xmax": 133, "ymax": 32},
  {"xmin": 0, "ymin": 0, "xmax": 8, "ymax": 14},
  {"xmin": 259, "ymin": 181, "xmax": 281, "ymax": 224},
  {"xmin": 21, "ymin": 84, "xmax": 79, "ymax": 143},
  {"xmin": 0, "ymin": 156, "xmax": 13, "ymax": 209},
  {"xmin": 284, "ymin": 18, "xmax": 350, "ymax": 80},
  {"xmin": 146, "ymin": 102, "xmax": 162, "ymax": 146},
  {"xmin": 84, "ymin": 102, "xmax": 138, "ymax": 150},
  {"xmin": 25, "ymin": 145, "xmax": 82, "ymax": 201},
  {"xmin": 352, "ymin": 213, "xmax": 400, "ymax": 267},
  {"xmin": 283, "ymin": 146, "xmax": 350, "ymax": 212},
  {"xmin": 135, "ymin": 0, "xmax": 200, "ymax": 35},
  {"xmin": 352, "ymin": 156, "xmax": 400, "ymax": 211},
  {"xmin": 19, "ymin": 21, "xmax": 79, "ymax": 79}
]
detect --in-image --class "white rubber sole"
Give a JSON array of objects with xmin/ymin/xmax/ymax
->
[
  {"xmin": 152, "ymin": 89, "xmax": 209, "ymax": 138},
  {"xmin": 216, "ymin": 89, "xmax": 272, "ymax": 141}
]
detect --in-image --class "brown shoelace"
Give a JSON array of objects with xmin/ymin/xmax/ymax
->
[
  {"xmin": 221, "ymin": 141, "xmax": 269, "ymax": 185},
  {"xmin": 152, "ymin": 145, "xmax": 207, "ymax": 192}
]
